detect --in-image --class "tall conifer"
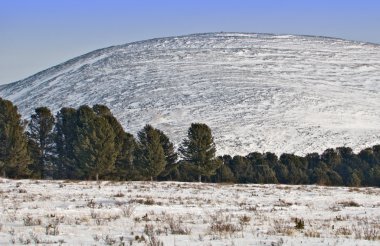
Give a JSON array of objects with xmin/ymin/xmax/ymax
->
[
  {"xmin": 179, "ymin": 123, "xmax": 221, "ymax": 182},
  {"xmin": 136, "ymin": 125, "xmax": 166, "ymax": 181},
  {"xmin": 28, "ymin": 107, "xmax": 55, "ymax": 178},
  {"xmin": 0, "ymin": 98, "xmax": 30, "ymax": 178},
  {"xmin": 74, "ymin": 106, "xmax": 117, "ymax": 180}
]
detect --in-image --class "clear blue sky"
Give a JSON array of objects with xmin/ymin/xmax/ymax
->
[{"xmin": 1, "ymin": 0, "xmax": 379, "ymax": 84}]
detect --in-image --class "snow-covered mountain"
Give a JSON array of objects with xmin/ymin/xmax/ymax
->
[{"xmin": 1, "ymin": 33, "xmax": 379, "ymax": 155}]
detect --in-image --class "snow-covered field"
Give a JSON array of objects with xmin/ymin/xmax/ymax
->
[
  {"xmin": 1, "ymin": 33, "xmax": 380, "ymax": 156},
  {"xmin": 0, "ymin": 178, "xmax": 379, "ymax": 245}
]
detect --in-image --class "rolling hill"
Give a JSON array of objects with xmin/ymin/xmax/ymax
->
[{"xmin": 1, "ymin": 33, "xmax": 379, "ymax": 155}]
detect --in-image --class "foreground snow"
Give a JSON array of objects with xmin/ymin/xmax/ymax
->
[
  {"xmin": 0, "ymin": 179, "xmax": 379, "ymax": 245},
  {"xmin": 1, "ymin": 33, "xmax": 380, "ymax": 156}
]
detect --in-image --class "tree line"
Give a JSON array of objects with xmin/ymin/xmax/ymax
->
[{"xmin": 0, "ymin": 97, "xmax": 379, "ymax": 187}]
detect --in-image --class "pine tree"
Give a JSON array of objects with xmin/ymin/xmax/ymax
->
[
  {"xmin": 54, "ymin": 107, "xmax": 78, "ymax": 179},
  {"xmin": 136, "ymin": 125, "xmax": 166, "ymax": 181},
  {"xmin": 230, "ymin": 155, "xmax": 253, "ymax": 183},
  {"xmin": 115, "ymin": 132, "xmax": 138, "ymax": 180},
  {"xmin": 179, "ymin": 123, "xmax": 221, "ymax": 182},
  {"xmin": 93, "ymin": 104, "xmax": 141, "ymax": 180},
  {"xmin": 74, "ymin": 106, "xmax": 117, "ymax": 181},
  {"xmin": 213, "ymin": 157, "xmax": 236, "ymax": 183},
  {"xmin": 157, "ymin": 128, "xmax": 178, "ymax": 180},
  {"xmin": 280, "ymin": 154, "xmax": 308, "ymax": 184},
  {"xmin": 27, "ymin": 107, "xmax": 55, "ymax": 178},
  {"xmin": 0, "ymin": 97, "xmax": 31, "ymax": 178},
  {"xmin": 93, "ymin": 104, "xmax": 129, "ymax": 178}
]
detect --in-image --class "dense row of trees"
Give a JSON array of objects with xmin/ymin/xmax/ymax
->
[
  {"xmin": 1, "ymin": 97, "xmax": 380, "ymax": 187},
  {"xmin": 214, "ymin": 147, "xmax": 380, "ymax": 187},
  {"xmin": 0, "ymin": 98, "xmax": 220, "ymax": 182}
]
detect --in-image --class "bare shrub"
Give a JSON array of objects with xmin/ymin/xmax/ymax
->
[
  {"xmin": 46, "ymin": 219, "xmax": 60, "ymax": 236},
  {"xmin": 134, "ymin": 235, "xmax": 146, "ymax": 243},
  {"xmin": 131, "ymin": 198, "xmax": 155, "ymax": 205},
  {"xmin": 144, "ymin": 224, "xmax": 164, "ymax": 246},
  {"xmin": 144, "ymin": 198, "xmax": 155, "ymax": 205},
  {"xmin": 166, "ymin": 215, "xmax": 191, "ymax": 235},
  {"xmin": 338, "ymin": 200, "xmax": 360, "ymax": 207},
  {"xmin": 352, "ymin": 225, "xmax": 362, "ymax": 239},
  {"xmin": 363, "ymin": 225, "xmax": 380, "ymax": 241},
  {"xmin": 304, "ymin": 230, "xmax": 320, "ymax": 238},
  {"xmin": 208, "ymin": 213, "xmax": 242, "ymax": 237},
  {"xmin": 275, "ymin": 199, "xmax": 293, "ymax": 207},
  {"xmin": 23, "ymin": 215, "xmax": 42, "ymax": 226},
  {"xmin": 239, "ymin": 215, "xmax": 251, "ymax": 226},
  {"xmin": 87, "ymin": 199, "xmax": 96, "ymax": 208},
  {"xmin": 18, "ymin": 235, "xmax": 31, "ymax": 245},
  {"xmin": 90, "ymin": 210, "xmax": 99, "ymax": 219},
  {"xmin": 113, "ymin": 191, "xmax": 125, "ymax": 197},
  {"xmin": 272, "ymin": 219, "xmax": 295, "ymax": 236},
  {"xmin": 335, "ymin": 226, "xmax": 352, "ymax": 236},
  {"xmin": 121, "ymin": 203, "xmax": 136, "ymax": 217},
  {"xmin": 103, "ymin": 235, "xmax": 117, "ymax": 245},
  {"xmin": 29, "ymin": 232, "xmax": 41, "ymax": 244},
  {"xmin": 294, "ymin": 218, "xmax": 305, "ymax": 230},
  {"xmin": 334, "ymin": 215, "xmax": 349, "ymax": 221},
  {"xmin": 210, "ymin": 221, "xmax": 241, "ymax": 237},
  {"xmin": 349, "ymin": 187, "xmax": 360, "ymax": 192}
]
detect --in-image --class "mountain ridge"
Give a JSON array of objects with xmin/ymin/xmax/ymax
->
[{"xmin": 4, "ymin": 32, "xmax": 380, "ymax": 87}]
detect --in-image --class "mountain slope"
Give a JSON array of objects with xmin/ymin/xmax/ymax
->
[{"xmin": 1, "ymin": 33, "xmax": 380, "ymax": 155}]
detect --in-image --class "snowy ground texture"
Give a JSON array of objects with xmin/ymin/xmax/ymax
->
[
  {"xmin": 0, "ymin": 178, "xmax": 379, "ymax": 245},
  {"xmin": 1, "ymin": 33, "xmax": 380, "ymax": 156}
]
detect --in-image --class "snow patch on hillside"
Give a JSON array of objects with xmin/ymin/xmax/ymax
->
[{"xmin": 1, "ymin": 33, "xmax": 379, "ymax": 156}]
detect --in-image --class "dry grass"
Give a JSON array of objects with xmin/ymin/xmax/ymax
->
[
  {"xmin": 1, "ymin": 179, "xmax": 379, "ymax": 245},
  {"xmin": 337, "ymin": 200, "xmax": 360, "ymax": 207}
]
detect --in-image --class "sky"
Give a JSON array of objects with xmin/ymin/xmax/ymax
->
[{"xmin": 1, "ymin": 0, "xmax": 380, "ymax": 85}]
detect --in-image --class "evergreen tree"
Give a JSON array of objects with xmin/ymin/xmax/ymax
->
[
  {"xmin": 358, "ymin": 148, "xmax": 378, "ymax": 166},
  {"xmin": 54, "ymin": 107, "xmax": 78, "ymax": 179},
  {"xmin": 27, "ymin": 107, "xmax": 55, "ymax": 178},
  {"xmin": 213, "ymin": 156, "xmax": 236, "ymax": 183},
  {"xmin": 93, "ymin": 104, "xmax": 124, "ymax": 156},
  {"xmin": 348, "ymin": 169, "xmax": 361, "ymax": 187},
  {"xmin": 136, "ymin": 125, "xmax": 166, "ymax": 181},
  {"xmin": 157, "ymin": 128, "xmax": 178, "ymax": 180},
  {"xmin": 115, "ymin": 132, "xmax": 138, "ymax": 180},
  {"xmin": 93, "ymin": 104, "xmax": 137, "ymax": 180},
  {"xmin": 321, "ymin": 148, "xmax": 341, "ymax": 168},
  {"xmin": 274, "ymin": 162, "xmax": 289, "ymax": 184},
  {"xmin": 230, "ymin": 155, "xmax": 252, "ymax": 183},
  {"xmin": 280, "ymin": 154, "xmax": 308, "ymax": 184},
  {"xmin": 74, "ymin": 105, "xmax": 117, "ymax": 180},
  {"xmin": 0, "ymin": 97, "xmax": 31, "ymax": 178},
  {"xmin": 264, "ymin": 152, "xmax": 279, "ymax": 167},
  {"xmin": 335, "ymin": 147, "xmax": 365, "ymax": 185},
  {"xmin": 368, "ymin": 166, "xmax": 380, "ymax": 187},
  {"xmin": 373, "ymin": 145, "xmax": 380, "ymax": 162},
  {"xmin": 179, "ymin": 123, "xmax": 221, "ymax": 182},
  {"xmin": 246, "ymin": 152, "xmax": 278, "ymax": 183}
]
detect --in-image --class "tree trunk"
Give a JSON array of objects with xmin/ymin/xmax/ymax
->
[
  {"xmin": 150, "ymin": 176, "xmax": 153, "ymax": 182},
  {"xmin": 96, "ymin": 173, "xmax": 99, "ymax": 181},
  {"xmin": 2, "ymin": 170, "xmax": 5, "ymax": 178},
  {"xmin": 198, "ymin": 174, "xmax": 202, "ymax": 183}
]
